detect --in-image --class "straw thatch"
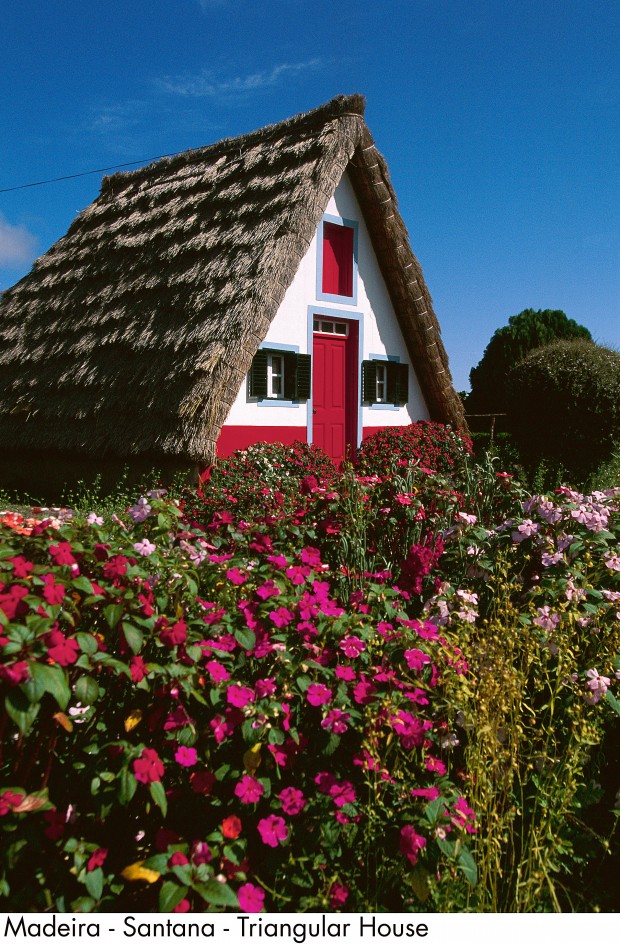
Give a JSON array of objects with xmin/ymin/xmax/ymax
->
[{"xmin": 0, "ymin": 94, "xmax": 466, "ymax": 465}]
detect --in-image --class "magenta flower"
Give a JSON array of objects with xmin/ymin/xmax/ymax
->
[
  {"xmin": 300, "ymin": 547, "xmax": 323, "ymax": 567},
  {"xmin": 238, "ymin": 883, "xmax": 265, "ymax": 912},
  {"xmin": 256, "ymin": 580, "xmax": 281, "ymax": 600},
  {"xmin": 257, "ymin": 815, "xmax": 288, "ymax": 848},
  {"xmin": 339, "ymin": 636, "xmax": 365, "ymax": 658},
  {"xmin": 267, "ymin": 554, "xmax": 288, "ymax": 569},
  {"xmin": 306, "ymin": 683, "xmax": 333, "ymax": 706},
  {"xmin": 285, "ymin": 565, "xmax": 311, "ymax": 585},
  {"xmin": 411, "ymin": 786, "xmax": 441, "ymax": 801},
  {"xmin": 321, "ymin": 709, "xmax": 351, "ymax": 734},
  {"xmin": 329, "ymin": 780, "xmax": 356, "ymax": 807},
  {"xmin": 328, "ymin": 881, "xmax": 349, "ymax": 907},
  {"xmin": 425, "ymin": 755, "xmax": 447, "ymax": 775},
  {"xmin": 234, "ymin": 775, "xmax": 264, "ymax": 804},
  {"xmin": 269, "ymin": 607, "xmax": 294, "ymax": 628},
  {"xmin": 255, "ymin": 677, "xmax": 277, "ymax": 698},
  {"xmin": 226, "ymin": 684, "xmax": 255, "ymax": 708},
  {"xmin": 175, "ymin": 745, "xmax": 198, "ymax": 767},
  {"xmin": 278, "ymin": 787, "xmax": 306, "ymax": 815},
  {"xmin": 335, "ymin": 665, "xmax": 356, "ymax": 681},
  {"xmin": 404, "ymin": 648, "xmax": 431, "ymax": 673},
  {"xmin": 399, "ymin": 825, "xmax": 427, "ymax": 866},
  {"xmin": 205, "ymin": 660, "xmax": 230, "ymax": 683},
  {"xmin": 353, "ymin": 678, "xmax": 377, "ymax": 705},
  {"xmin": 226, "ymin": 568, "xmax": 248, "ymax": 585}
]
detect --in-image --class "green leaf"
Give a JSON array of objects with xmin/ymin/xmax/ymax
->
[
  {"xmin": 458, "ymin": 847, "xmax": 478, "ymax": 886},
  {"xmin": 75, "ymin": 676, "xmax": 100, "ymax": 705},
  {"xmin": 103, "ymin": 603, "xmax": 124, "ymax": 629},
  {"xmin": 30, "ymin": 662, "xmax": 71, "ymax": 710},
  {"xmin": 84, "ymin": 868, "xmax": 104, "ymax": 901},
  {"xmin": 5, "ymin": 690, "xmax": 40, "ymax": 735},
  {"xmin": 193, "ymin": 880, "xmax": 238, "ymax": 908},
  {"xmin": 605, "ymin": 689, "xmax": 620, "ymax": 717},
  {"xmin": 423, "ymin": 797, "xmax": 445, "ymax": 825},
  {"xmin": 118, "ymin": 768, "xmax": 137, "ymax": 806},
  {"xmin": 159, "ymin": 881, "xmax": 189, "ymax": 913},
  {"xmin": 122, "ymin": 623, "xmax": 143, "ymax": 655},
  {"xmin": 234, "ymin": 628, "xmax": 255, "ymax": 651},
  {"xmin": 72, "ymin": 576, "xmax": 95, "ymax": 595},
  {"xmin": 149, "ymin": 780, "xmax": 168, "ymax": 817},
  {"xmin": 76, "ymin": 632, "xmax": 98, "ymax": 655}
]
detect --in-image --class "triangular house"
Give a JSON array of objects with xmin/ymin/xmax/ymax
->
[{"xmin": 0, "ymin": 94, "xmax": 466, "ymax": 487}]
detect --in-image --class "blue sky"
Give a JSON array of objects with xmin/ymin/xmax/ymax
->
[{"xmin": 1, "ymin": 0, "xmax": 618, "ymax": 391}]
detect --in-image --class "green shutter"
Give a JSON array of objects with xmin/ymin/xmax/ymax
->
[
  {"xmin": 249, "ymin": 349, "xmax": 268, "ymax": 399},
  {"xmin": 283, "ymin": 351, "xmax": 297, "ymax": 400},
  {"xmin": 396, "ymin": 362, "xmax": 409, "ymax": 405},
  {"xmin": 295, "ymin": 354, "xmax": 312, "ymax": 400},
  {"xmin": 362, "ymin": 360, "xmax": 377, "ymax": 404},
  {"xmin": 386, "ymin": 362, "xmax": 399, "ymax": 404}
]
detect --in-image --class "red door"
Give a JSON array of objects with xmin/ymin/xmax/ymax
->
[{"xmin": 312, "ymin": 321, "xmax": 358, "ymax": 463}]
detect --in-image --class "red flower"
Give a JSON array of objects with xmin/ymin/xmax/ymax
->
[
  {"xmin": 168, "ymin": 851, "xmax": 189, "ymax": 867},
  {"xmin": 0, "ymin": 790, "xmax": 25, "ymax": 815},
  {"xmin": 45, "ymin": 630, "xmax": 80, "ymax": 666},
  {"xmin": 0, "ymin": 661, "xmax": 30, "ymax": 687},
  {"xmin": 133, "ymin": 748, "xmax": 164, "ymax": 784},
  {"xmin": 190, "ymin": 770, "xmax": 216, "ymax": 795},
  {"xmin": 0, "ymin": 585, "xmax": 29, "ymax": 620},
  {"xmin": 159, "ymin": 620, "xmax": 187, "ymax": 648},
  {"xmin": 42, "ymin": 573, "xmax": 65, "ymax": 606},
  {"xmin": 172, "ymin": 900, "xmax": 191, "ymax": 913},
  {"xmin": 49, "ymin": 542, "xmax": 77, "ymax": 568},
  {"xmin": 87, "ymin": 848, "xmax": 108, "ymax": 871},
  {"xmin": 7, "ymin": 556, "xmax": 33, "ymax": 579},
  {"xmin": 130, "ymin": 655, "xmax": 149, "ymax": 683},
  {"xmin": 102, "ymin": 555, "xmax": 128, "ymax": 581},
  {"xmin": 221, "ymin": 815, "xmax": 242, "ymax": 839}
]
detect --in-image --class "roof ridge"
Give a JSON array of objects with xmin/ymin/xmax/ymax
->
[{"xmin": 100, "ymin": 93, "xmax": 366, "ymax": 197}]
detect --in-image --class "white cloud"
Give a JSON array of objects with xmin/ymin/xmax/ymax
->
[
  {"xmin": 0, "ymin": 214, "xmax": 38, "ymax": 267},
  {"xmin": 158, "ymin": 59, "xmax": 322, "ymax": 99}
]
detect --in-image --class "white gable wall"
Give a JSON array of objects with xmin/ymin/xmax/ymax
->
[{"xmin": 220, "ymin": 170, "xmax": 430, "ymax": 450}]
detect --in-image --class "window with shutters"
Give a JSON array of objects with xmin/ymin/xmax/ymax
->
[
  {"xmin": 362, "ymin": 359, "xmax": 409, "ymax": 406},
  {"xmin": 248, "ymin": 348, "xmax": 311, "ymax": 402},
  {"xmin": 317, "ymin": 215, "xmax": 358, "ymax": 304}
]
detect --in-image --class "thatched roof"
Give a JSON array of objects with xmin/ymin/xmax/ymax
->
[{"xmin": 0, "ymin": 94, "xmax": 466, "ymax": 463}]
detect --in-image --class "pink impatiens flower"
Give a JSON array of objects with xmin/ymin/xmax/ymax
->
[
  {"xmin": 226, "ymin": 684, "xmax": 255, "ymax": 709},
  {"xmin": 234, "ymin": 775, "xmax": 264, "ymax": 804},
  {"xmin": 175, "ymin": 746, "xmax": 198, "ymax": 767},
  {"xmin": 339, "ymin": 636, "xmax": 365, "ymax": 658},
  {"xmin": 400, "ymin": 825, "xmax": 427, "ymax": 866},
  {"xmin": 584, "ymin": 668, "xmax": 611, "ymax": 705},
  {"xmin": 321, "ymin": 709, "xmax": 350, "ymax": 734},
  {"xmin": 278, "ymin": 787, "xmax": 306, "ymax": 815},
  {"xmin": 257, "ymin": 815, "xmax": 288, "ymax": 848},
  {"xmin": 306, "ymin": 683, "xmax": 333, "ymax": 706},
  {"xmin": 237, "ymin": 882, "xmax": 265, "ymax": 912}
]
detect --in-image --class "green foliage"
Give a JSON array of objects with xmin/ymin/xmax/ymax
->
[
  {"xmin": 506, "ymin": 339, "xmax": 620, "ymax": 480},
  {"xmin": 468, "ymin": 309, "xmax": 592, "ymax": 419}
]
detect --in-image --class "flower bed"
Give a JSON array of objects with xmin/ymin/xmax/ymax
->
[{"xmin": 1, "ymin": 434, "xmax": 619, "ymax": 913}]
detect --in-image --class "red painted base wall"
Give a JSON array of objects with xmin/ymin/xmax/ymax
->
[{"xmin": 215, "ymin": 425, "xmax": 308, "ymax": 458}]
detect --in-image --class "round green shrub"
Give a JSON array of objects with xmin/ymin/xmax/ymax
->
[{"xmin": 506, "ymin": 339, "xmax": 620, "ymax": 478}]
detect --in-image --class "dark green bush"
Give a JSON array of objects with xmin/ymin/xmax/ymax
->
[{"xmin": 506, "ymin": 339, "xmax": 620, "ymax": 479}]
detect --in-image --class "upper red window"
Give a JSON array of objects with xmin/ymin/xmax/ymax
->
[{"xmin": 322, "ymin": 222, "xmax": 354, "ymax": 297}]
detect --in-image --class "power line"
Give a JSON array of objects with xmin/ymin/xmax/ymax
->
[{"xmin": 0, "ymin": 154, "xmax": 180, "ymax": 194}]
